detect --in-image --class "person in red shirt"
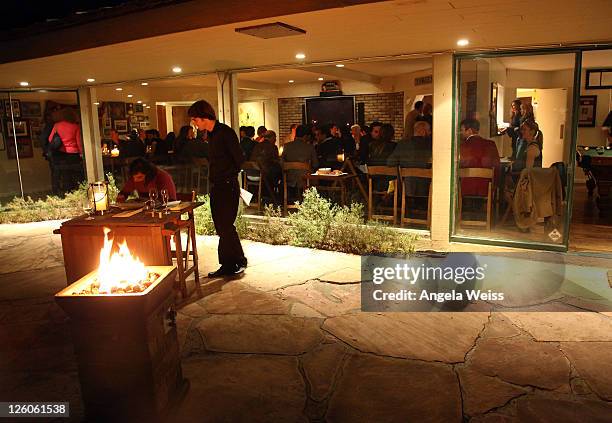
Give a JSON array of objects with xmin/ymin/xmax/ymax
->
[
  {"xmin": 48, "ymin": 108, "xmax": 84, "ymax": 192},
  {"xmin": 459, "ymin": 118, "xmax": 500, "ymax": 197},
  {"xmin": 117, "ymin": 158, "xmax": 176, "ymax": 202}
]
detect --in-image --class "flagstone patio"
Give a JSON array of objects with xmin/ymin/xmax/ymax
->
[{"xmin": 0, "ymin": 220, "xmax": 611, "ymax": 422}]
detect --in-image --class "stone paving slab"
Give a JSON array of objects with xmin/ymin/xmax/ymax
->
[
  {"xmin": 515, "ymin": 395, "xmax": 612, "ymax": 422},
  {"xmin": 467, "ymin": 337, "xmax": 570, "ymax": 390},
  {"xmin": 301, "ymin": 341, "xmax": 348, "ymax": 402},
  {"xmin": 326, "ymin": 353, "xmax": 462, "ymax": 423},
  {"xmin": 322, "ymin": 312, "xmax": 489, "ymax": 362},
  {"xmin": 502, "ymin": 312, "xmax": 612, "ymax": 341},
  {"xmin": 197, "ymin": 282, "xmax": 289, "ymax": 315},
  {"xmin": 176, "ymin": 354, "xmax": 307, "ymax": 423},
  {"xmin": 195, "ymin": 314, "xmax": 324, "ymax": 355},
  {"xmin": 278, "ymin": 280, "xmax": 361, "ymax": 317},
  {"xmin": 560, "ymin": 342, "xmax": 612, "ymax": 401}
]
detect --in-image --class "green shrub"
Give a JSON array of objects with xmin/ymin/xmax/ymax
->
[
  {"xmin": 248, "ymin": 205, "xmax": 291, "ymax": 245},
  {"xmin": 287, "ymin": 188, "xmax": 336, "ymax": 248},
  {"xmin": 0, "ymin": 174, "xmax": 118, "ymax": 224}
]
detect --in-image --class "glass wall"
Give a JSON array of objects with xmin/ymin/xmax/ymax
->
[
  {"xmin": 452, "ymin": 52, "xmax": 578, "ymax": 249},
  {"xmin": 0, "ymin": 90, "xmax": 82, "ymax": 201}
]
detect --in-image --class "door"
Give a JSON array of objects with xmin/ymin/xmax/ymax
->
[
  {"xmin": 534, "ymin": 88, "xmax": 568, "ymax": 167},
  {"xmin": 171, "ymin": 106, "xmax": 190, "ymax": 134}
]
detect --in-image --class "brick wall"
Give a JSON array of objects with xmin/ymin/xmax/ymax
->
[{"xmin": 278, "ymin": 92, "xmax": 405, "ymax": 141}]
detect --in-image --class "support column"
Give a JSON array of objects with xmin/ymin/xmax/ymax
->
[
  {"xmin": 216, "ymin": 71, "xmax": 239, "ymax": 133},
  {"xmin": 430, "ymin": 53, "xmax": 454, "ymax": 250},
  {"xmin": 78, "ymin": 87, "xmax": 104, "ymax": 182}
]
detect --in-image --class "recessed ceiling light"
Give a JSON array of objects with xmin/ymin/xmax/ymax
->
[
  {"xmin": 115, "ymin": 87, "xmax": 123, "ymax": 91},
  {"xmin": 146, "ymin": 106, "xmax": 151, "ymax": 109},
  {"xmin": 19, "ymin": 81, "xmax": 29, "ymax": 86},
  {"xmin": 143, "ymin": 104, "xmax": 147, "ymax": 107},
  {"xmin": 335, "ymin": 64, "xmax": 345, "ymax": 68},
  {"xmin": 172, "ymin": 66, "xmax": 182, "ymax": 73},
  {"xmin": 93, "ymin": 102, "xmax": 99, "ymax": 105},
  {"xmin": 318, "ymin": 77, "xmax": 324, "ymax": 81},
  {"xmin": 127, "ymin": 94, "xmax": 133, "ymax": 98},
  {"xmin": 457, "ymin": 39, "xmax": 469, "ymax": 47},
  {"xmin": 86, "ymin": 78, "xmax": 95, "ymax": 82},
  {"xmin": 141, "ymin": 82, "xmax": 148, "ymax": 86},
  {"xmin": 295, "ymin": 53, "xmax": 306, "ymax": 60},
  {"xmin": 137, "ymin": 100, "xmax": 142, "ymax": 104},
  {"xmin": 288, "ymin": 80, "xmax": 294, "ymax": 83}
]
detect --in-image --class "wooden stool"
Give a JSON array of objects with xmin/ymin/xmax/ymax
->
[
  {"xmin": 458, "ymin": 167, "xmax": 494, "ymax": 231},
  {"xmin": 368, "ymin": 166, "xmax": 399, "ymax": 225},
  {"xmin": 399, "ymin": 168, "xmax": 432, "ymax": 228},
  {"xmin": 282, "ymin": 161, "xmax": 311, "ymax": 215}
]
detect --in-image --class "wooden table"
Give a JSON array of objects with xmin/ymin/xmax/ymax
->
[
  {"xmin": 305, "ymin": 173, "xmax": 356, "ymax": 206},
  {"xmin": 55, "ymin": 202, "xmax": 203, "ymax": 299}
]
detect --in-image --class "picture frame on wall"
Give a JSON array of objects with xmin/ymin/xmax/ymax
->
[
  {"xmin": 139, "ymin": 121, "xmax": 149, "ymax": 128},
  {"xmin": 129, "ymin": 116, "xmax": 138, "ymax": 125},
  {"xmin": 7, "ymin": 138, "xmax": 33, "ymax": 159},
  {"xmin": 134, "ymin": 103, "xmax": 144, "ymax": 113},
  {"xmin": 103, "ymin": 117, "xmax": 112, "ymax": 129},
  {"xmin": 238, "ymin": 101, "xmax": 265, "ymax": 128},
  {"xmin": 126, "ymin": 103, "xmax": 134, "ymax": 115},
  {"xmin": 578, "ymin": 95, "xmax": 597, "ymax": 127},
  {"xmin": 7, "ymin": 120, "xmax": 28, "ymax": 137},
  {"xmin": 114, "ymin": 119, "xmax": 128, "ymax": 133},
  {"xmin": 107, "ymin": 102, "xmax": 126, "ymax": 120},
  {"xmin": 30, "ymin": 123, "xmax": 43, "ymax": 147},
  {"xmin": 3, "ymin": 99, "xmax": 21, "ymax": 118},
  {"xmin": 20, "ymin": 101, "xmax": 42, "ymax": 117}
]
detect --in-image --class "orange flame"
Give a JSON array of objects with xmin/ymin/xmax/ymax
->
[{"xmin": 98, "ymin": 228, "xmax": 147, "ymax": 293}]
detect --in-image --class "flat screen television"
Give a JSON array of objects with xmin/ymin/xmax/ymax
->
[{"xmin": 305, "ymin": 96, "xmax": 355, "ymax": 129}]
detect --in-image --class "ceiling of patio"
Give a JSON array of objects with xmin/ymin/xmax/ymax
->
[{"xmin": 0, "ymin": 0, "xmax": 610, "ymax": 89}]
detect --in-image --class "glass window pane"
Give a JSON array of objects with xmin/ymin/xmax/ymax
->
[
  {"xmin": 0, "ymin": 91, "xmax": 23, "ymax": 201},
  {"xmin": 453, "ymin": 53, "xmax": 577, "ymax": 248}
]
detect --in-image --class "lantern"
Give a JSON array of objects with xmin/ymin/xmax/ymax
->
[{"xmin": 88, "ymin": 182, "xmax": 109, "ymax": 214}]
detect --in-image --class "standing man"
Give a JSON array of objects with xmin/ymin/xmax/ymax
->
[
  {"xmin": 404, "ymin": 100, "xmax": 423, "ymax": 141},
  {"xmin": 188, "ymin": 100, "xmax": 247, "ymax": 277}
]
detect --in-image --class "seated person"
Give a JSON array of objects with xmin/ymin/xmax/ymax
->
[
  {"xmin": 174, "ymin": 125, "xmax": 193, "ymax": 159},
  {"xmin": 512, "ymin": 120, "xmax": 543, "ymax": 175},
  {"xmin": 117, "ymin": 158, "xmax": 177, "ymax": 202},
  {"xmin": 387, "ymin": 121, "xmax": 432, "ymax": 197},
  {"xmin": 315, "ymin": 124, "xmax": 341, "ymax": 169},
  {"xmin": 367, "ymin": 123, "xmax": 396, "ymax": 166},
  {"xmin": 180, "ymin": 137, "xmax": 209, "ymax": 162},
  {"xmin": 101, "ymin": 129, "xmax": 120, "ymax": 151},
  {"xmin": 459, "ymin": 118, "xmax": 500, "ymax": 197},
  {"xmin": 119, "ymin": 130, "xmax": 146, "ymax": 158},
  {"xmin": 251, "ymin": 130, "xmax": 282, "ymax": 200},
  {"xmin": 239, "ymin": 126, "xmax": 257, "ymax": 160},
  {"xmin": 282, "ymin": 124, "xmax": 318, "ymax": 189}
]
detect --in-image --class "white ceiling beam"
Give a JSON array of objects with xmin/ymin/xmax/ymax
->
[{"xmin": 236, "ymin": 79, "xmax": 279, "ymax": 91}]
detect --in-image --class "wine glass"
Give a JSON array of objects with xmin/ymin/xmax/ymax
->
[
  {"xmin": 82, "ymin": 197, "xmax": 94, "ymax": 220},
  {"xmin": 160, "ymin": 188, "xmax": 170, "ymax": 215},
  {"xmin": 148, "ymin": 188, "xmax": 158, "ymax": 210}
]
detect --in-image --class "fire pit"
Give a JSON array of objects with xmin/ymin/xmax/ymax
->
[{"xmin": 55, "ymin": 228, "xmax": 188, "ymax": 422}]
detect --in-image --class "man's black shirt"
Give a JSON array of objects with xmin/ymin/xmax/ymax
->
[{"xmin": 208, "ymin": 121, "xmax": 245, "ymax": 183}]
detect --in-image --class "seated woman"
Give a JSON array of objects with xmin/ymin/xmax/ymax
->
[
  {"xmin": 251, "ymin": 130, "xmax": 282, "ymax": 201},
  {"xmin": 512, "ymin": 120, "xmax": 542, "ymax": 175},
  {"xmin": 117, "ymin": 158, "xmax": 177, "ymax": 202}
]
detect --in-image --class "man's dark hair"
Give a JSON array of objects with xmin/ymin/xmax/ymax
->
[
  {"xmin": 257, "ymin": 126, "xmax": 267, "ymax": 136},
  {"xmin": 414, "ymin": 101, "xmax": 424, "ymax": 110},
  {"xmin": 460, "ymin": 118, "xmax": 480, "ymax": 132},
  {"xmin": 129, "ymin": 158, "xmax": 158, "ymax": 184},
  {"xmin": 370, "ymin": 121, "xmax": 383, "ymax": 129},
  {"xmin": 380, "ymin": 123, "xmax": 395, "ymax": 142},
  {"xmin": 295, "ymin": 125, "xmax": 310, "ymax": 139},
  {"xmin": 245, "ymin": 126, "xmax": 255, "ymax": 138},
  {"xmin": 317, "ymin": 124, "xmax": 332, "ymax": 138},
  {"xmin": 239, "ymin": 126, "xmax": 246, "ymax": 133},
  {"xmin": 188, "ymin": 100, "xmax": 216, "ymax": 120}
]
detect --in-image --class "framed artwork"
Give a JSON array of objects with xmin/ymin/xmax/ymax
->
[
  {"xmin": 585, "ymin": 68, "xmax": 612, "ymax": 89},
  {"xmin": 129, "ymin": 116, "xmax": 138, "ymax": 125},
  {"xmin": 134, "ymin": 103, "xmax": 144, "ymax": 113},
  {"xmin": 139, "ymin": 121, "xmax": 149, "ymax": 128},
  {"xmin": 7, "ymin": 120, "xmax": 28, "ymax": 137},
  {"xmin": 238, "ymin": 101, "xmax": 265, "ymax": 128},
  {"xmin": 103, "ymin": 117, "xmax": 112, "ymax": 129},
  {"xmin": 126, "ymin": 103, "xmax": 134, "ymax": 115},
  {"xmin": 7, "ymin": 138, "xmax": 33, "ymax": 159},
  {"xmin": 578, "ymin": 95, "xmax": 597, "ymax": 127},
  {"xmin": 114, "ymin": 119, "xmax": 128, "ymax": 133},
  {"xmin": 137, "ymin": 115, "xmax": 145, "ymax": 122},
  {"xmin": 3, "ymin": 99, "xmax": 21, "ymax": 118},
  {"xmin": 21, "ymin": 101, "xmax": 42, "ymax": 117},
  {"xmin": 107, "ymin": 102, "xmax": 126, "ymax": 120}
]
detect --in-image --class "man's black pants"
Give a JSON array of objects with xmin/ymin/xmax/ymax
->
[{"xmin": 210, "ymin": 178, "xmax": 246, "ymax": 267}]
